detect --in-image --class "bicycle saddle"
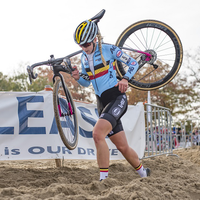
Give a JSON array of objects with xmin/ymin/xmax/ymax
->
[{"xmin": 90, "ymin": 9, "xmax": 106, "ymax": 24}]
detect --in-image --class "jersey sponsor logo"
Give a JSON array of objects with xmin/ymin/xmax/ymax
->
[
  {"xmin": 110, "ymin": 45, "xmax": 117, "ymax": 54},
  {"xmin": 120, "ymin": 53, "xmax": 129, "ymax": 63},
  {"xmin": 118, "ymin": 98, "xmax": 126, "ymax": 109},
  {"xmin": 127, "ymin": 58, "xmax": 131, "ymax": 64},
  {"xmin": 109, "ymin": 71, "xmax": 113, "ymax": 78},
  {"xmin": 116, "ymin": 50, "xmax": 122, "ymax": 58},
  {"xmin": 107, "ymin": 130, "xmax": 114, "ymax": 137},
  {"xmin": 95, "ymin": 53, "xmax": 101, "ymax": 57},
  {"xmin": 80, "ymin": 74, "xmax": 90, "ymax": 81},
  {"xmin": 112, "ymin": 107, "xmax": 121, "ymax": 117},
  {"xmin": 131, "ymin": 61, "xmax": 137, "ymax": 65},
  {"xmin": 128, "ymin": 67, "xmax": 134, "ymax": 74},
  {"xmin": 128, "ymin": 66, "xmax": 135, "ymax": 74},
  {"xmin": 95, "ymin": 58, "xmax": 101, "ymax": 62}
]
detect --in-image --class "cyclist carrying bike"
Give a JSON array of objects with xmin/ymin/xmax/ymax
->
[{"xmin": 71, "ymin": 20, "xmax": 150, "ymax": 181}]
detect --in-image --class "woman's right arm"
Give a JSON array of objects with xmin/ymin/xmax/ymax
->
[{"xmin": 71, "ymin": 62, "xmax": 91, "ymax": 87}]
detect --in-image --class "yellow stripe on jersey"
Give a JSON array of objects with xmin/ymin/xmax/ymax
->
[{"xmin": 87, "ymin": 64, "xmax": 109, "ymax": 76}]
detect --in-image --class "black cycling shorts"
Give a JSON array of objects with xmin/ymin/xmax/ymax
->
[{"xmin": 96, "ymin": 86, "xmax": 128, "ymax": 137}]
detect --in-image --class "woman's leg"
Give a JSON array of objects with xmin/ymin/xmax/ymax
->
[
  {"xmin": 93, "ymin": 118, "xmax": 113, "ymax": 180},
  {"xmin": 93, "ymin": 118, "xmax": 112, "ymax": 168},
  {"xmin": 109, "ymin": 131, "xmax": 140, "ymax": 168},
  {"xmin": 110, "ymin": 131, "xmax": 150, "ymax": 177}
]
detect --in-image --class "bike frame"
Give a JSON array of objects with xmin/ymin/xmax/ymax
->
[{"xmin": 27, "ymin": 45, "xmax": 151, "ymax": 84}]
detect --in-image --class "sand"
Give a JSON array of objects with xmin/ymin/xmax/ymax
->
[{"xmin": 0, "ymin": 146, "xmax": 199, "ymax": 200}]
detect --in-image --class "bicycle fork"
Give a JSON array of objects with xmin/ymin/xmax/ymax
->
[
  {"xmin": 57, "ymin": 96, "xmax": 74, "ymax": 117},
  {"xmin": 53, "ymin": 74, "xmax": 74, "ymax": 117}
]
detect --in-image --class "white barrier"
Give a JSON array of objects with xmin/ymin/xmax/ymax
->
[{"xmin": 0, "ymin": 91, "xmax": 145, "ymax": 160}]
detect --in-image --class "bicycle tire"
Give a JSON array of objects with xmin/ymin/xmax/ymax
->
[
  {"xmin": 115, "ymin": 20, "xmax": 183, "ymax": 90},
  {"xmin": 53, "ymin": 78, "xmax": 78, "ymax": 150}
]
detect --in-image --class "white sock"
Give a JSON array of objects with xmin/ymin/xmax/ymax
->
[
  {"xmin": 100, "ymin": 168, "xmax": 108, "ymax": 180},
  {"xmin": 135, "ymin": 164, "xmax": 147, "ymax": 177}
]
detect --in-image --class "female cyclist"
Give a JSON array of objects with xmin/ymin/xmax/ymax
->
[{"xmin": 71, "ymin": 20, "xmax": 150, "ymax": 181}]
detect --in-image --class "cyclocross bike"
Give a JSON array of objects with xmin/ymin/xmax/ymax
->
[{"xmin": 27, "ymin": 9, "xmax": 183, "ymax": 150}]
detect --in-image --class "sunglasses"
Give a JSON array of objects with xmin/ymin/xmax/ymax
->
[{"xmin": 80, "ymin": 42, "xmax": 92, "ymax": 48}]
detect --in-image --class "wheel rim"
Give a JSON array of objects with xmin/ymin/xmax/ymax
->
[{"xmin": 116, "ymin": 20, "xmax": 183, "ymax": 90}]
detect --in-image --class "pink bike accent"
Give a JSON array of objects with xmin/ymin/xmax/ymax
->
[
  {"xmin": 68, "ymin": 102, "xmax": 73, "ymax": 115},
  {"xmin": 58, "ymin": 105, "xmax": 62, "ymax": 117},
  {"xmin": 136, "ymin": 50, "xmax": 152, "ymax": 61}
]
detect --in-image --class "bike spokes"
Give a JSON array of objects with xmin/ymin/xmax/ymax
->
[
  {"xmin": 53, "ymin": 79, "xmax": 78, "ymax": 150},
  {"xmin": 115, "ymin": 20, "xmax": 183, "ymax": 90},
  {"xmin": 57, "ymin": 95, "xmax": 76, "ymax": 140}
]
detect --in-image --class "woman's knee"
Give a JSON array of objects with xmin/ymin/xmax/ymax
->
[
  {"xmin": 93, "ymin": 128, "xmax": 104, "ymax": 144},
  {"xmin": 93, "ymin": 119, "xmax": 112, "ymax": 144}
]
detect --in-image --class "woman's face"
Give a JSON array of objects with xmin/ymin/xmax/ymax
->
[{"xmin": 80, "ymin": 38, "xmax": 97, "ymax": 54}]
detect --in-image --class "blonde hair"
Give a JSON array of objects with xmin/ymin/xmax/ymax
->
[{"xmin": 97, "ymin": 31, "xmax": 107, "ymax": 67}]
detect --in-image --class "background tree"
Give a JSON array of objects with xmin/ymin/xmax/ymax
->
[
  {"xmin": 27, "ymin": 67, "xmax": 53, "ymax": 91},
  {"xmin": 184, "ymin": 47, "xmax": 200, "ymax": 85},
  {"xmin": 0, "ymin": 72, "xmax": 27, "ymax": 91}
]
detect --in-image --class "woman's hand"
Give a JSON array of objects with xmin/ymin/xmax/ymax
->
[
  {"xmin": 71, "ymin": 65, "xmax": 80, "ymax": 80},
  {"xmin": 115, "ymin": 79, "xmax": 128, "ymax": 93}
]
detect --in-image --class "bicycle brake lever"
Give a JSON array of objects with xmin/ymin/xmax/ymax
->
[
  {"xmin": 27, "ymin": 65, "xmax": 38, "ymax": 84},
  {"xmin": 27, "ymin": 66, "xmax": 32, "ymax": 84},
  {"xmin": 63, "ymin": 57, "xmax": 75, "ymax": 72}
]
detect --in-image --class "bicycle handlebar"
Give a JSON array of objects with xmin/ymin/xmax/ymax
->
[{"xmin": 27, "ymin": 50, "xmax": 82, "ymax": 84}]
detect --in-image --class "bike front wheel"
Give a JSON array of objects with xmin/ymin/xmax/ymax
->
[
  {"xmin": 53, "ymin": 78, "xmax": 78, "ymax": 150},
  {"xmin": 115, "ymin": 20, "xmax": 183, "ymax": 90}
]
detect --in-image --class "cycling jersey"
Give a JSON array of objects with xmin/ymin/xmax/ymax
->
[{"xmin": 77, "ymin": 43, "xmax": 138, "ymax": 97}]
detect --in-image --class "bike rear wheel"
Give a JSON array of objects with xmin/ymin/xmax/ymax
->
[
  {"xmin": 115, "ymin": 20, "xmax": 183, "ymax": 90},
  {"xmin": 53, "ymin": 78, "xmax": 78, "ymax": 150}
]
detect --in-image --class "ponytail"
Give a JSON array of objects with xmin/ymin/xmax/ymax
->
[{"xmin": 97, "ymin": 31, "xmax": 107, "ymax": 67}]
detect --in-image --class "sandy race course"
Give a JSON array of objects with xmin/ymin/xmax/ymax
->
[{"xmin": 0, "ymin": 146, "xmax": 199, "ymax": 200}]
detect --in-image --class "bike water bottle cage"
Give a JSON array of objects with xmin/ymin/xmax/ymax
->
[{"xmin": 74, "ymin": 20, "xmax": 98, "ymax": 45}]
